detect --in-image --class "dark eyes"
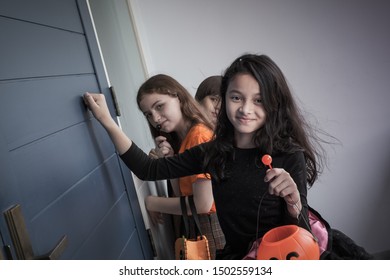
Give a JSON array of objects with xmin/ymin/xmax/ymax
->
[
  {"xmin": 230, "ymin": 96, "xmax": 241, "ymax": 102},
  {"xmin": 144, "ymin": 103, "xmax": 164, "ymax": 119},
  {"xmin": 230, "ymin": 95, "xmax": 262, "ymax": 104},
  {"xmin": 210, "ymin": 96, "xmax": 221, "ymax": 103}
]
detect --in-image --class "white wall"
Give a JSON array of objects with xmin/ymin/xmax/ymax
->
[{"xmin": 130, "ymin": 0, "xmax": 390, "ymax": 254}]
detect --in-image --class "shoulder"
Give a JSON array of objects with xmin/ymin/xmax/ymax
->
[
  {"xmin": 273, "ymin": 150, "xmax": 305, "ymax": 169},
  {"xmin": 186, "ymin": 123, "xmax": 213, "ymax": 143},
  {"xmin": 179, "ymin": 124, "xmax": 213, "ymax": 152},
  {"xmin": 189, "ymin": 123, "xmax": 213, "ymax": 136}
]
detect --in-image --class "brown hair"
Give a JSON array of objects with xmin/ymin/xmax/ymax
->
[
  {"xmin": 195, "ymin": 75, "xmax": 222, "ymax": 102},
  {"xmin": 137, "ymin": 74, "xmax": 214, "ymax": 153}
]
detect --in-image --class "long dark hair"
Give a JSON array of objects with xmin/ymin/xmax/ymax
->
[
  {"xmin": 137, "ymin": 74, "xmax": 213, "ymax": 153},
  {"xmin": 204, "ymin": 54, "xmax": 329, "ymax": 186}
]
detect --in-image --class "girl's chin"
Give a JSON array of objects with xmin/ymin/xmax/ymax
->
[{"xmin": 234, "ymin": 128, "xmax": 256, "ymax": 134}]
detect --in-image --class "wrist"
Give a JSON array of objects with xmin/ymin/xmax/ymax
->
[
  {"xmin": 145, "ymin": 195, "xmax": 154, "ymax": 211},
  {"xmin": 286, "ymin": 198, "xmax": 301, "ymax": 218},
  {"xmin": 101, "ymin": 116, "xmax": 118, "ymax": 130}
]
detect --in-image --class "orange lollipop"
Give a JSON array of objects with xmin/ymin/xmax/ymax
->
[{"xmin": 261, "ymin": 154, "xmax": 273, "ymax": 169}]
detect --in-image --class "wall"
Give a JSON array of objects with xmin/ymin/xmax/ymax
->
[{"xmin": 129, "ymin": 0, "xmax": 390, "ymax": 253}]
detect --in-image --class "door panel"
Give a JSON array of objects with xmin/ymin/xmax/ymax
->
[
  {"xmin": 0, "ymin": 75, "xmax": 98, "ymax": 150},
  {"xmin": 0, "ymin": 0, "xmax": 83, "ymax": 32},
  {"xmin": 9, "ymin": 122, "xmax": 114, "ymax": 216},
  {"xmin": 0, "ymin": 17, "xmax": 93, "ymax": 80},
  {"xmin": 0, "ymin": 0, "xmax": 152, "ymax": 259},
  {"xmin": 71, "ymin": 195, "xmax": 140, "ymax": 259}
]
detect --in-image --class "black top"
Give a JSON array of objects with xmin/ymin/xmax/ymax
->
[{"xmin": 121, "ymin": 141, "xmax": 309, "ymax": 259}]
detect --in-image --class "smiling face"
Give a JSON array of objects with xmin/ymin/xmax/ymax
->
[
  {"xmin": 225, "ymin": 73, "xmax": 266, "ymax": 148},
  {"xmin": 138, "ymin": 92, "xmax": 187, "ymax": 134}
]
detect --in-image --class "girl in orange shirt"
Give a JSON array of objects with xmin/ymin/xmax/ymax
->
[{"xmin": 137, "ymin": 74, "xmax": 225, "ymax": 259}]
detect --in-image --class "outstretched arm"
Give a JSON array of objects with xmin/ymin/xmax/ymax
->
[{"xmin": 83, "ymin": 92, "xmax": 132, "ymax": 155}]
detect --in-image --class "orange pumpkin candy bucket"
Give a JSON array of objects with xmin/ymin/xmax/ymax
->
[{"xmin": 257, "ymin": 225, "xmax": 320, "ymax": 260}]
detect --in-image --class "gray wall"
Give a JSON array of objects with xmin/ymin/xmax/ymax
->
[{"xmin": 130, "ymin": 0, "xmax": 390, "ymax": 253}]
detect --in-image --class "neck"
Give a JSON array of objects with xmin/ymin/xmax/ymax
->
[
  {"xmin": 234, "ymin": 133, "xmax": 256, "ymax": 149},
  {"xmin": 176, "ymin": 119, "xmax": 192, "ymax": 141}
]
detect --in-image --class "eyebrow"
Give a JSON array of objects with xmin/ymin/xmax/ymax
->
[
  {"xmin": 227, "ymin": 89, "xmax": 242, "ymax": 94},
  {"xmin": 227, "ymin": 89, "xmax": 261, "ymax": 96}
]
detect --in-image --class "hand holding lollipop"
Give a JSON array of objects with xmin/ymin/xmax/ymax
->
[{"xmin": 262, "ymin": 154, "xmax": 302, "ymax": 217}]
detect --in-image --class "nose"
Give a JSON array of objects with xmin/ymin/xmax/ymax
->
[
  {"xmin": 240, "ymin": 100, "xmax": 253, "ymax": 114},
  {"xmin": 214, "ymin": 99, "xmax": 221, "ymax": 113},
  {"xmin": 151, "ymin": 111, "xmax": 161, "ymax": 124}
]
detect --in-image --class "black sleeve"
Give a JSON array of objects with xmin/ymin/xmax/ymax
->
[{"xmin": 119, "ymin": 142, "xmax": 206, "ymax": 181}]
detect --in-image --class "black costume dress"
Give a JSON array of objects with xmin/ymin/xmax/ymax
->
[{"xmin": 121, "ymin": 141, "xmax": 310, "ymax": 259}]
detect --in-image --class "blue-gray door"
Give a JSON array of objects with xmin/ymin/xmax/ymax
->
[{"xmin": 0, "ymin": 0, "xmax": 152, "ymax": 259}]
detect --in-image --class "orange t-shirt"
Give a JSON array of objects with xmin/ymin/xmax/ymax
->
[{"xmin": 178, "ymin": 124, "xmax": 216, "ymax": 213}]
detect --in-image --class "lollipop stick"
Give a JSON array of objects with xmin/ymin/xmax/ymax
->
[{"xmin": 156, "ymin": 124, "xmax": 161, "ymax": 136}]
